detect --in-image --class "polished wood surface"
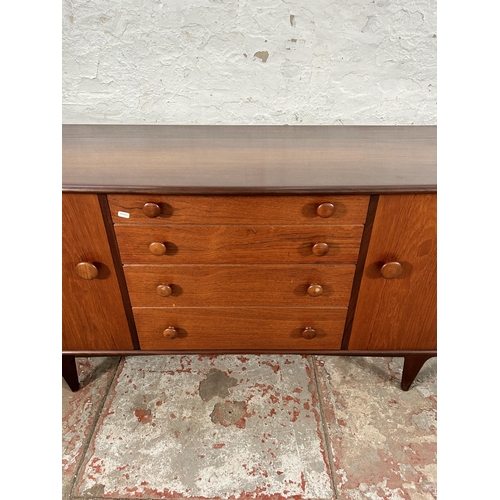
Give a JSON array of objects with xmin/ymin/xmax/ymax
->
[
  {"xmin": 156, "ymin": 284, "xmax": 172, "ymax": 297},
  {"xmin": 63, "ymin": 125, "xmax": 436, "ymax": 194},
  {"xmin": 62, "ymin": 126, "xmax": 437, "ymax": 391},
  {"xmin": 311, "ymin": 242, "xmax": 330, "ymax": 256},
  {"xmin": 301, "ymin": 327, "xmax": 317, "ymax": 340},
  {"xmin": 133, "ymin": 307, "xmax": 347, "ymax": 350},
  {"xmin": 163, "ymin": 326, "xmax": 178, "ymax": 339},
  {"xmin": 98, "ymin": 194, "xmax": 141, "ymax": 350},
  {"xmin": 62, "ymin": 355, "xmax": 80, "ymax": 392},
  {"xmin": 123, "ymin": 265, "xmax": 355, "ymax": 307},
  {"xmin": 148, "ymin": 242, "xmax": 167, "ymax": 256},
  {"xmin": 75, "ymin": 262, "xmax": 99, "ymax": 280},
  {"xmin": 142, "ymin": 202, "xmax": 161, "ymax": 218},
  {"xmin": 401, "ymin": 354, "xmax": 435, "ymax": 391},
  {"xmin": 341, "ymin": 195, "xmax": 379, "ymax": 349},
  {"xmin": 348, "ymin": 194, "xmax": 437, "ymax": 351},
  {"xmin": 63, "ymin": 349, "xmax": 436, "ymax": 356},
  {"xmin": 114, "ymin": 225, "xmax": 364, "ymax": 265},
  {"xmin": 316, "ymin": 203, "xmax": 335, "ymax": 218},
  {"xmin": 108, "ymin": 195, "xmax": 369, "ymax": 225},
  {"xmin": 307, "ymin": 284, "xmax": 323, "ymax": 297},
  {"xmin": 380, "ymin": 261, "xmax": 403, "ymax": 279},
  {"xmin": 62, "ymin": 194, "xmax": 134, "ymax": 350}
]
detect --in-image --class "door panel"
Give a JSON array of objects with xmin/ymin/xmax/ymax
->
[
  {"xmin": 62, "ymin": 194, "xmax": 133, "ymax": 350},
  {"xmin": 348, "ymin": 194, "xmax": 437, "ymax": 351}
]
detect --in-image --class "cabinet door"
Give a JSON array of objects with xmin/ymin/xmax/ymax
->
[
  {"xmin": 348, "ymin": 194, "xmax": 436, "ymax": 351},
  {"xmin": 62, "ymin": 194, "xmax": 134, "ymax": 351}
]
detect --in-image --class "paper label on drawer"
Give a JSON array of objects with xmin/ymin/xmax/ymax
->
[{"xmin": 117, "ymin": 211, "xmax": 130, "ymax": 218}]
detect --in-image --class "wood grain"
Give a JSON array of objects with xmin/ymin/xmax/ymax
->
[
  {"xmin": 62, "ymin": 194, "xmax": 133, "ymax": 350},
  {"xmin": 123, "ymin": 265, "xmax": 356, "ymax": 307},
  {"xmin": 114, "ymin": 225, "xmax": 364, "ymax": 265},
  {"xmin": 63, "ymin": 349, "xmax": 436, "ymax": 356},
  {"xmin": 133, "ymin": 307, "xmax": 347, "ymax": 350},
  {"xmin": 107, "ymin": 194, "xmax": 369, "ymax": 225},
  {"xmin": 348, "ymin": 194, "xmax": 437, "ymax": 351},
  {"xmin": 62, "ymin": 194, "xmax": 134, "ymax": 350},
  {"xmin": 401, "ymin": 354, "xmax": 435, "ymax": 391},
  {"xmin": 98, "ymin": 194, "xmax": 141, "ymax": 350},
  {"xmin": 62, "ymin": 355, "xmax": 80, "ymax": 392},
  {"xmin": 63, "ymin": 125, "xmax": 436, "ymax": 194}
]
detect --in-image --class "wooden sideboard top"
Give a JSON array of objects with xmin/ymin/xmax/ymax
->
[{"xmin": 62, "ymin": 125, "xmax": 436, "ymax": 194}]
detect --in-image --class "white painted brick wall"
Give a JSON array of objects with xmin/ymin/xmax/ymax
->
[{"xmin": 62, "ymin": 0, "xmax": 436, "ymax": 125}]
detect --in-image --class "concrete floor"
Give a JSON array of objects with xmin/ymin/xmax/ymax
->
[{"xmin": 62, "ymin": 354, "xmax": 437, "ymax": 500}]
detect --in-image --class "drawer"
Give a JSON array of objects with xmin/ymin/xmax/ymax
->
[
  {"xmin": 133, "ymin": 307, "xmax": 346, "ymax": 350},
  {"xmin": 114, "ymin": 225, "xmax": 364, "ymax": 265},
  {"xmin": 124, "ymin": 265, "xmax": 356, "ymax": 307},
  {"xmin": 108, "ymin": 195, "xmax": 369, "ymax": 225}
]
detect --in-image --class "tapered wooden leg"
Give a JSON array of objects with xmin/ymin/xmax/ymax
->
[
  {"xmin": 401, "ymin": 354, "xmax": 434, "ymax": 391},
  {"xmin": 62, "ymin": 355, "xmax": 80, "ymax": 392}
]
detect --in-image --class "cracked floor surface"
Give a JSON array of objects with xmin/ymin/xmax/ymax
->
[{"xmin": 62, "ymin": 354, "xmax": 436, "ymax": 499}]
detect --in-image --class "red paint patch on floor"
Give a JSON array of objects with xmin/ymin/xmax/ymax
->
[
  {"xmin": 71, "ymin": 356, "xmax": 336, "ymax": 500},
  {"xmin": 89, "ymin": 457, "xmax": 103, "ymax": 474},
  {"xmin": 228, "ymin": 486, "xmax": 306, "ymax": 500},
  {"xmin": 251, "ymin": 382, "xmax": 275, "ymax": 397},
  {"xmin": 134, "ymin": 409, "xmax": 152, "ymax": 424},
  {"xmin": 301, "ymin": 472, "xmax": 306, "ymax": 492},
  {"xmin": 262, "ymin": 361, "xmax": 280, "ymax": 373},
  {"xmin": 234, "ymin": 415, "xmax": 247, "ymax": 429}
]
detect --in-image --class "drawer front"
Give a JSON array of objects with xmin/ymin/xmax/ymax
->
[
  {"xmin": 108, "ymin": 195, "xmax": 369, "ymax": 225},
  {"xmin": 134, "ymin": 307, "xmax": 346, "ymax": 350},
  {"xmin": 124, "ymin": 265, "xmax": 356, "ymax": 307},
  {"xmin": 115, "ymin": 225, "xmax": 364, "ymax": 265}
]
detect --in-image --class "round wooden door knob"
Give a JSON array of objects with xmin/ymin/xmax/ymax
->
[
  {"xmin": 143, "ymin": 203, "xmax": 161, "ymax": 218},
  {"xmin": 149, "ymin": 242, "xmax": 167, "ymax": 256},
  {"xmin": 307, "ymin": 284, "xmax": 323, "ymax": 297},
  {"xmin": 302, "ymin": 327, "xmax": 316, "ymax": 339},
  {"xmin": 316, "ymin": 202, "xmax": 335, "ymax": 218},
  {"xmin": 380, "ymin": 261, "xmax": 403, "ymax": 279},
  {"xmin": 156, "ymin": 284, "xmax": 172, "ymax": 297},
  {"xmin": 75, "ymin": 262, "xmax": 98, "ymax": 280},
  {"xmin": 163, "ymin": 326, "xmax": 178, "ymax": 339},
  {"xmin": 312, "ymin": 242, "xmax": 329, "ymax": 256}
]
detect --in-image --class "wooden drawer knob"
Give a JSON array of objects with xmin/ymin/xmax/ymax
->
[
  {"xmin": 156, "ymin": 284, "xmax": 172, "ymax": 297},
  {"xmin": 75, "ymin": 262, "xmax": 98, "ymax": 280},
  {"xmin": 143, "ymin": 202, "xmax": 161, "ymax": 218},
  {"xmin": 149, "ymin": 242, "xmax": 167, "ymax": 256},
  {"xmin": 163, "ymin": 326, "xmax": 178, "ymax": 339},
  {"xmin": 307, "ymin": 284, "xmax": 323, "ymax": 297},
  {"xmin": 312, "ymin": 242, "xmax": 329, "ymax": 256},
  {"xmin": 302, "ymin": 327, "xmax": 316, "ymax": 339},
  {"xmin": 380, "ymin": 261, "xmax": 403, "ymax": 279},
  {"xmin": 316, "ymin": 202, "xmax": 335, "ymax": 218}
]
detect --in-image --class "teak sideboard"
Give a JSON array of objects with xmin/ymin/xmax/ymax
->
[{"xmin": 62, "ymin": 125, "xmax": 437, "ymax": 392}]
